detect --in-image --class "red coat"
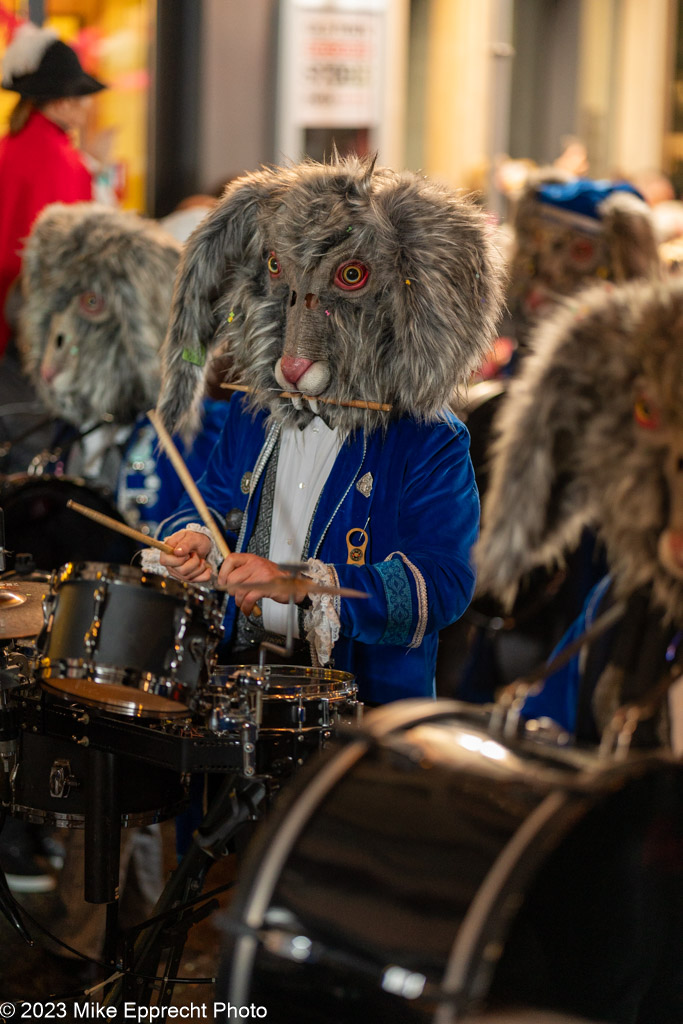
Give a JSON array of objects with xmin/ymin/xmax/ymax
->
[{"xmin": 0, "ymin": 110, "xmax": 93, "ymax": 355}]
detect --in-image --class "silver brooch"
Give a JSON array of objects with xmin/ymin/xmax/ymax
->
[
  {"xmin": 240, "ymin": 471, "xmax": 252, "ymax": 495},
  {"xmin": 356, "ymin": 472, "xmax": 373, "ymax": 497}
]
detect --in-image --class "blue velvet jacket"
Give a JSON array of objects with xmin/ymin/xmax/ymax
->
[
  {"xmin": 159, "ymin": 396, "xmax": 479, "ymax": 705},
  {"xmin": 117, "ymin": 399, "xmax": 229, "ymax": 534}
]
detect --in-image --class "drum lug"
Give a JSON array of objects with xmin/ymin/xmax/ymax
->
[
  {"xmin": 49, "ymin": 758, "xmax": 79, "ymax": 799},
  {"xmin": 241, "ymin": 721, "xmax": 258, "ymax": 777},
  {"xmin": 342, "ymin": 698, "xmax": 364, "ymax": 723},
  {"xmin": 165, "ymin": 607, "xmax": 190, "ymax": 678},
  {"xmin": 318, "ymin": 697, "xmax": 330, "ymax": 728},
  {"xmin": 83, "ymin": 583, "xmax": 108, "ymax": 654}
]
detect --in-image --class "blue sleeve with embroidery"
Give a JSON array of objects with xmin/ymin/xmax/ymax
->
[{"xmin": 333, "ymin": 422, "xmax": 478, "ymax": 647}]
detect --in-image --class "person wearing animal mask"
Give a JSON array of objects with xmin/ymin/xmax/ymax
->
[
  {"xmin": 475, "ymin": 275, "xmax": 683, "ymax": 753},
  {"xmin": 452, "ymin": 174, "xmax": 664, "ymax": 705},
  {"xmin": 17, "ymin": 201, "xmax": 230, "ymax": 542},
  {"xmin": 145, "ymin": 156, "xmax": 504, "ymax": 706},
  {"xmin": 505, "ymin": 174, "xmax": 660, "ymax": 354}
]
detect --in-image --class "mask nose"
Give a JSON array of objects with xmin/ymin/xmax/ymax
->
[{"xmin": 279, "ymin": 355, "xmax": 313, "ymax": 385}]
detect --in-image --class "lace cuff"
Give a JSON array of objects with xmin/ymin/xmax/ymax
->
[
  {"xmin": 303, "ymin": 559, "xmax": 341, "ymax": 666},
  {"xmin": 140, "ymin": 523, "xmax": 224, "ymax": 578}
]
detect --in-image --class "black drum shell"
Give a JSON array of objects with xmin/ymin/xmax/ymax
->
[
  {"xmin": 38, "ymin": 563, "xmax": 225, "ymax": 715},
  {"xmin": 9, "ymin": 728, "xmax": 187, "ymax": 828},
  {"xmin": 220, "ymin": 700, "xmax": 683, "ymax": 1024}
]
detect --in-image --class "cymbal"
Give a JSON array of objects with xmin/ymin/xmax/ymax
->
[
  {"xmin": 222, "ymin": 577, "xmax": 368, "ymax": 601},
  {"xmin": 0, "ymin": 580, "xmax": 47, "ymax": 639}
]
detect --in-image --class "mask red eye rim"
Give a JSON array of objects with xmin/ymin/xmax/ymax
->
[
  {"xmin": 634, "ymin": 395, "xmax": 662, "ymax": 430},
  {"xmin": 334, "ymin": 260, "xmax": 370, "ymax": 291},
  {"xmin": 79, "ymin": 291, "xmax": 105, "ymax": 316},
  {"xmin": 568, "ymin": 237, "xmax": 596, "ymax": 265},
  {"xmin": 267, "ymin": 251, "xmax": 282, "ymax": 277}
]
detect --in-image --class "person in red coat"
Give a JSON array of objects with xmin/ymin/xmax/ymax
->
[{"xmin": 0, "ymin": 21, "xmax": 105, "ymax": 356}]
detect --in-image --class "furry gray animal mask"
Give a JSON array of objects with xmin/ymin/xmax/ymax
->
[
  {"xmin": 475, "ymin": 275, "xmax": 683, "ymax": 622},
  {"xmin": 157, "ymin": 155, "xmax": 505, "ymax": 435},
  {"xmin": 506, "ymin": 174, "xmax": 660, "ymax": 343},
  {"xmin": 18, "ymin": 203, "xmax": 181, "ymax": 426}
]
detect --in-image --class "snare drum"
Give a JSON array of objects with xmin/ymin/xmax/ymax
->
[
  {"xmin": 200, "ymin": 665, "xmax": 360, "ymax": 778},
  {"xmin": 37, "ymin": 562, "xmax": 226, "ymax": 716},
  {"xmin": 221, "ymin": 700, "xmax": 683, "ymax": 1023}
]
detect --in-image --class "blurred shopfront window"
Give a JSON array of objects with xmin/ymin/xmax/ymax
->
[{"xmin": 0, "ymin": 0, "xmax": 152, "ymax": 211}]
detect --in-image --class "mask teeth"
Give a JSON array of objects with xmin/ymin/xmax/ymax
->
[
  {"xmin": 290, "ymin": 395, "xmax": 303, "ymax": 410},
  {"xmin": 306, "ymin": 398, "xmax": 319, "ymax": 414}
]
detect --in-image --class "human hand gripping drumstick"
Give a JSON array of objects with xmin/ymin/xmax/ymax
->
[{"xmin": 146, "ymin": 409, "xmax": 261, "ymax": 616}]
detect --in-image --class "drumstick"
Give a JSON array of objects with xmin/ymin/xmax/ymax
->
[
  {"xmin": 221, "ymin": 381, "xmax": 392, "ymax": 413},
  {"xmin": 147, "ymin": 409, "xmax": 262, "ymax": 617},
  {"xmin": 66, "ymin": 499, "xmax": 175, "ymax": 555},
  {"xmin": 148, "ymin": 409, "xmax": 231, "ymax": 561}
]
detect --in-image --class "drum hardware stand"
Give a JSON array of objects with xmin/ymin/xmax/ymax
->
[
  {"xmin": 103, "ymin": 770, "xmax": 266, "ymax": 1010},
  {"xmin": 85, "ymin": 748, "xmax": 122, "ymax": 965},
  {"xmin": 491, "ymin": 599, "xmax": 627, "ymax": 740},
  {"xmin": 598, "ymin": 661, "xmax": 683, "ymax": 760},
  {"xmin": 0, "ymin": 665, "xmax": 32, "ymax": 945},
  {"xmin": 257, "ymin": 570, "xmax": 299, "ymax": 672}
]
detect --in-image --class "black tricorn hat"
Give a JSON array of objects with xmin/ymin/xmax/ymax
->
[{"xmin": 2, "ymin": 23, "xmax": 105, "ymax": 99}]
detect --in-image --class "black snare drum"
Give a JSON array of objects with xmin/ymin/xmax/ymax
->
[
  {"xmin": 199, "ymin": 665, "xmax": 360, "ymax": 778},
  {"xmin": 38, "ymin": 562, "xmax": 226, "ymax": 716},
  {"xmin": 9, "ymin": 728, "xmax": 186, "ymax": 828},
  {"xmin": 0, "ymin": 476, "xmax": 137, "ymax": 571},
  {"xmin": 220, "ymin": 700, "xmax": 683, "ymax": 1023}
]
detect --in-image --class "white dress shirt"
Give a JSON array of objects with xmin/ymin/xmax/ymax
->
[{"xmin": 264, "ymin": 416, "xmax": 343, "ymax": 636}]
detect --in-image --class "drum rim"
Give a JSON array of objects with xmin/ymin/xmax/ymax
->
[
  {"xmin": 9, "ymin": 797, "xmax": 188, "ymax": 829},
  {"xmin": 51, "ymin": 560, "xmax": 221, "ymax": 608},
  {"xmin": 205, "ymin": 680, "xmax": 357, "ymax": 701},
  {"xmin": 214, "ymin": 664, "xmax": 356, "ymax": 687}
]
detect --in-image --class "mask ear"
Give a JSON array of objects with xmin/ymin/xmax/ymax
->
[
  {"xmin": 474, "ymin": 283, "xmax": 639, "ymax": 608},
  {"xmin": 156, "ymin": 175, "xmax": 278, "ymax": 436},
  {"xmin": 372, "ymin": 177, "xmax": 504, "ymax": 414},
  {"xmin": 599, "ymin": 191, "xmax": 661, "ymax": 283}
]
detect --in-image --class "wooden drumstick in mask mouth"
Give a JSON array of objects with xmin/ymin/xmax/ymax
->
[{"xmin": 220, "ymin": 381, "xmax": 392, "ymax": 412}]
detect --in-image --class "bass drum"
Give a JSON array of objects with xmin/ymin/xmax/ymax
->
[
  {"xmin": 0, "ymin": 475, "xmax": 137, "ymax": 571},
  {"xmin": 220, "ymin": 701, "xmax": 683, "ymax": 1024}
]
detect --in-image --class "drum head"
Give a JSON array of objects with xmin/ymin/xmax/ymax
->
[
  {"xmin": 41, "ymin": 676, "xmax": 190, "ymax": 717},
  {"xmin": 1, "ymin": 476, "xmax": 138, "ymax": 571}
]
